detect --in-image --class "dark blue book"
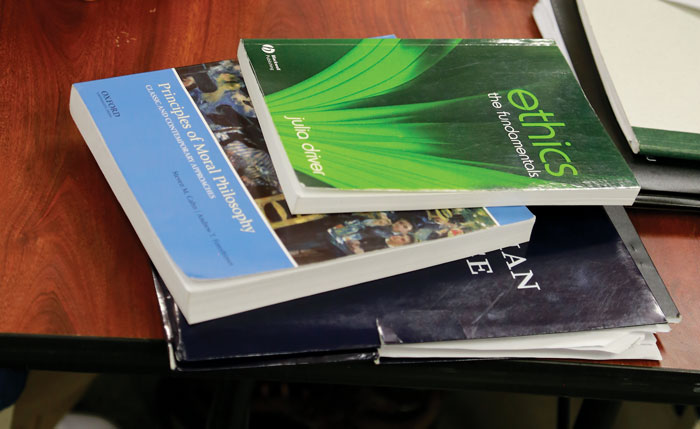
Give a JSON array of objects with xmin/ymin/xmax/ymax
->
[{"xmin": 155, "ymin": 205, "xmax": 677, "ymax": 370}]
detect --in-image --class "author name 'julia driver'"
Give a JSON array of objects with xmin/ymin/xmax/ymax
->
[{"xmin": 285, "ymin": 115, "xmax": 326, "ymax": 177}]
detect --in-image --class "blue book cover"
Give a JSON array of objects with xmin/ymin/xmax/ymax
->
[
  {"xmin": 70, "ymin": 60, "xmax": 534, "ymax": 323},
  {"xmin": 155, "ymin": 205, "xmax": 672, "ymax": 370}
]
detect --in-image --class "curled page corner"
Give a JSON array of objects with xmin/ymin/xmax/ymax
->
[
  {"xmin": 663, "ymin": 0, "xmax": 700, "ymax": 12},
  {"xmin": 376, "ymin": 318, "xmax": 402, "ymax": 346}
]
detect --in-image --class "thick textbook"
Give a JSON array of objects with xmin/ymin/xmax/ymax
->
[
  {"xmin": 155, "ymin": 206, "xmax": 676, "ymax": 370},
  {"xmin": 533, "ymin": 0, "xmax": 700, "ymax": 209},
  {"xmin": 238, "ymin": 38, "xmax": 639, "ymax": 214},
  {"xmin": 577, "ymin": 0, "xmax": 700, "ymax": 161},
  {"xmin": 69, "ymin": 59, "xmax": 534, "ymax": 324}
]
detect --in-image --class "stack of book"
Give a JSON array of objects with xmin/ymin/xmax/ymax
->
[
  {"xmin": 533, "ymin": 0, "xmax": 700, "ymax": 208},
  {"xmin": 69, "ymin": 38, "xmax": 678, "ymax": 370}
]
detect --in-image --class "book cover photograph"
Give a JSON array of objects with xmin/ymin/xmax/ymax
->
[
  {"xmin": 157, "ymin": 205, "xmax": 670, "ymax": 370},
  {"xmin": 239, "ymin": 38, "xmax": 639, "ymax": 213},
  {"xmin": 69, "ymin": 58, "xmax": 534, "ymax": 323}
]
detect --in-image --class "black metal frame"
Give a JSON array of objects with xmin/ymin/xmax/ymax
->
[{"xmin": 2, "ymin": 334, "xmax": 700, "ymax": 405}]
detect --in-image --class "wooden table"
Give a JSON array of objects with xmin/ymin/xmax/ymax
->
[{"xmin": 1, "ymin": 0, "xmax": 699, "ymax": 404}]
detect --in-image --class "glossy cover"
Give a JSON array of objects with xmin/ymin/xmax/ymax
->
[
  {"xmin": 158, "ymin": 205, "xmax": 668, "ymax": 370},
  {"xmin": 74, "ymin": 69, "xmax": 291, "ymax": 280},
  {"xmin": 242, "ymin": 38, "xmax": 637, "ymax": 194}
]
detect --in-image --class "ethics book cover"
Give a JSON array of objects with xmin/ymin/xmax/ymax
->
[{"xmin": 239, "ymin": 38, "xmax": 639, "ymax": 213}]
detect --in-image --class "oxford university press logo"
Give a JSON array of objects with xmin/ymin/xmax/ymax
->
[{"xmin": 98, "ymin": 90, "xmax": 120, "ymax": 117}]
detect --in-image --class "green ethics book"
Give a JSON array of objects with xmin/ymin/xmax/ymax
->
[{"xmin": 238, "ymin": 38, "xmax": 639, "ymax": 214}]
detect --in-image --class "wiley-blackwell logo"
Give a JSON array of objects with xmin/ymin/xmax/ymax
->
[{"xmin": 262, "ymin": 44, "xmax": 281, "ymax": 71}]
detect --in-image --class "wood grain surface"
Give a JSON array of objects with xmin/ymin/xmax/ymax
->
[
  {"xmin": 627, "ymin": 209, "xmax": 700, "ymax": 370},
  {"xmin": 0, "ymin": 0, "xmax": 698, "ymax": 372}
]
